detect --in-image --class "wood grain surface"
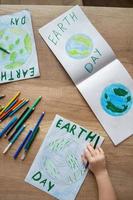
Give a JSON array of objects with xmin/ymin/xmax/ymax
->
[
  {"xmin": 0, "ymin": 0, "xmax": 83, "ymax": 5},
  {"xmin": 0, "ymin": 5, "xmax": 133, "ymax": 200}
]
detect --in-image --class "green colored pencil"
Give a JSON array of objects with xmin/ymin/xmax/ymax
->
[
  {"xmin": 30, "ymin": 96, "xmax": 42, "ymax": 109},
  {"xmin": 15, "ymin": 96, "xmax": 42, "ymax": 131}
]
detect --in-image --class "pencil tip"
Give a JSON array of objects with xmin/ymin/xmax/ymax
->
[{"xmin": 21, "ymin": 152, "xmax": 26, "ymax": 160}]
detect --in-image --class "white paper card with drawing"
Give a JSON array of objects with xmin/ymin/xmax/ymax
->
[
  {"xmin": 0, "ymin": 10, "xmax": 40, "ymax": 84},
  {"xmin": 39, "ymin": 5, "xmax": 133, "ymax": 145},
  {"xmin": 25, "ymin": 115, "xmax": 104, "ymax": 200}
]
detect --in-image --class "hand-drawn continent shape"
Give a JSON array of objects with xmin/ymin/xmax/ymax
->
[{"xmin": 0, "ymin": 27, "xmax": 32, "ymax": 69}]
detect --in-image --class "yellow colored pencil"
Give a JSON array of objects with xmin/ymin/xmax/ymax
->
[
  {"xmin": 12, "ymin": 98, "xmax": 26, "ymax": 111},
  {"xmin": 0, "ymin": 91, "xmax": 21, "ymax": 116},
  {"xmin": 0, "ymin": 105, "xmax": 4, "ymax": 112}
]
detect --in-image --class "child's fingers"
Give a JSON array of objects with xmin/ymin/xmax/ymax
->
[
  {"xmin": 87, "ymin": 144, "xmax": 96, "ymax": 157},
  {"xmin": 98, "ymin": 147, "xmax": 104, "ymax": 154},
  {"xmin": 84, "ymin": 148, "xmax": 92, "ymax": 161},
  {"xmin": 95, "ymin": 148, "xmax": 100, "ymax": 155}
]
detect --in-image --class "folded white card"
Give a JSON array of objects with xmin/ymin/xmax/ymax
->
[
  {"xmin": 0, "ymin": 10, "xmax": 40, "ymax": 83},
  {"xmin": 39, "ymin": 5, "xmax": 133, "ymax": 145},
  {"xmin": 25, "ymin": 115, "xmax": 104, "ymax": 200}
]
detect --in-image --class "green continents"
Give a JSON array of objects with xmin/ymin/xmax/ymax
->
[
  {"xmin": 24, "ymin": 34, "xmax": 32, "ymax": 53},
  {"xmin": 44, "ymin": 158, "xmax": 60, "ymax": 179},
  {"xmin": 49, "ymin": 138, "xmax": 71, "ymax": 152}
]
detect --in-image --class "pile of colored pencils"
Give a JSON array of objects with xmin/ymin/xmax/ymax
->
[
  {"xmin": 0, "ymin": 91, "xmax": 29, "ymax": 122},
  {"xmin": 0, "ymin": 95, "xmax": 5, "ymax": 111},
  {"xmin": 0, "ymin": 92, "xmax": 45, "ymax": 160}
]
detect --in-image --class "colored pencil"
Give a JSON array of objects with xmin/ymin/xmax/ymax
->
[
  {"xmin": 0, "ymin": 47, "xmax": 10, "ymax": 54},
  {"xmin": 21, "ymin": 126, "xmax": 40, "ymax": 160},
  {"xmin": 9, "ymin": 99, "xmax": 29, "ymax": 117},
  {"xmin": 30, "ymin": 96, "xmax": 42, "ymax": 110},
  {"xmin": 8, "ymin": 108, "xmax": 34, "ymax": 141},
  {"xmin": 0, "ymin": 91, "xmax": 20, "ymax": 116},
  {"xmin": 0, "ymin": 100, "xmax": 19, "ymax": 122},
  {"xmin": 15, "ymin": 107, "xmax": 35, "ymax": 132},
  {"xmin": 0, "ymin": 105, "xmax": 4, "ymax": 112},
  {"xmin": 15, "ymin": 96, "xmax": 42, "ymax": 131},
  {"xmin": 3, "ymin": 125, "xmax": 26, "ymax": 154},
  {"xmin": 4, "ymin": 107, "xmax": 30, "ymax": 137},
  {"xmin": 0, "ymin": 95, "xmax": 5, "ymax": 99},
  {"xmin": 85, "ymin": 136, "xmax": 100, "ymax": 169},
  {"xmin": 0, "ymin": 116, "xmax": 18, "ymax": 138},
  {"xmin": 31, "ymin": 112, "xmax": 45, "ymax": 133},
  {"xmin": 4, "ymin": 98, "xmax": 23, "ymax": 113},
  {"xmin": 0, "ymin": 99, "xmax": 20, "ymax": 121},
  {"xmin": 14, "ymin": 112, "xmax": 45, "ymax": 159},
  {"xmin": 4, "ymin": 99, "xmax": 18, "ymax": 112},
  {"xmin": 13, "ymin": 129, "xmax": 32, "ymax": 159}
]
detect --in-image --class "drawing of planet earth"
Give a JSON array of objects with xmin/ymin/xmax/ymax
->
[
  {"xmin": 101, "ymin": 83, "xmax": 132, "ymax": 116},
  {"xmin": 40, "ymin": 137, "xmax": 85, "ymax": 185},
  {"xmin": 0, "ymin": 27, "xmax": 32, "ymax": 69},
  {"xmin": 65, "ymin": 34, "xmax": 93, "ymax": 59}
]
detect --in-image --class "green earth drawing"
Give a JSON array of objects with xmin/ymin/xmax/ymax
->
[
  {"xmin": 0, "ymin": 27, "xmax": 32, "ymax": 69},
  {"xmin": 101, "ymin": 83, "xmax": 133, "ymax": 116},
  {"xmin": 65, "ymin": 34, "xmax": 93, "ymax": 59},
  {"xmin": 40, "ymin": 137, "xmax": 85, "ymax": 185}
]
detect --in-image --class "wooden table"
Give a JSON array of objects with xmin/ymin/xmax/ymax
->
[{"xmin": 0, "ymin": 5, "xmax": 133, "ymax": 200}]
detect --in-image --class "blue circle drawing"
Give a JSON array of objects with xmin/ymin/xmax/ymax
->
[
  {"xmin": 101, "ymin": 83, "xmax": 132, "ymax": 116},
  {"xmin": 65, "ymin": 34, "xmax": 93, "ymax": 59}
]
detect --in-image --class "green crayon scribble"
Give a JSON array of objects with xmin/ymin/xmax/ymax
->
[
  {"xmin": 68, "ymin": 49, "xmax": 90, "ymax": 57},
  {"xmin": 49, "ymin": 139, "xmax": 71, "ymax": 152},
  {"xmin": 24, "ymin": 34, "xmax": 32, "ymax": 53},
  {"xmin": 44, "ymin": 158, "xmax": 60, "ymax": 179},
  {"xmin": 5, "ymin": 61, "xmax": 24, "ymax": 69},
  {"xmin": 10, "ymin": 51, "xmax": 17, "ymax": 62},
  {"xmin": 8, "ymin": 44, "xmax": 14, "ymax": 51},
  {"xmin": 15, "ymin": 38, "xmax": 20, "ymax": 45},
  {"xmin": 74, "ymin": 35, "xmax": 92, "ymax": 47},
  {"xmin": 0, "ymin": 30, "xmax": 4, "ymax": 38},
  {"xmin": 66, "ymin": 154, "xmax": 79, "ymax": 170}
]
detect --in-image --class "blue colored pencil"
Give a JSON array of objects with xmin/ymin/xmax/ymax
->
[
  {"xmin": 4, "ymin": 99, "xmax": 18, "ymax": 112},
  {"xmin": 4, "ymin": 107, "xmax": 29, "ymax": 138},
  {"xmin": 23, "ymin": 112, "xmax": 45, "ymax": 148},
  {"xmin": 9, "ymin": 99, "xmax": 29, "ymax": 117},
  {"xmin": 0, "ymin": 116, "xmax": 18, "ymax": 138},
  {"xmin": 3, "ymin": 125, "xmax": 26, "ymax": 154},
  {"xmin": 13, "ymin": 129, "xmax": 33, "ymax": 159},
  {"xmin": 21, "ymin": 112, "xmax": 45, "ymax": 160},
  {"xmin": 31, "ymin": 112, "xmax": 45, "ymax": 133},
  {"xmin": 21, "ymin": 127, "xmax": 40, "ymax": 160}
]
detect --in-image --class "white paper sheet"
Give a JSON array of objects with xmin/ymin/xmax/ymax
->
[
  {"xmin": 25, "ymin": 115, "xmax": 104, "ymax": 200},
  {"xmin": 39, "ymin": 5, "xmax": 133, "ymax": 145},
  {"xmin": 0, "ymin": 10, "xmax": 40, "ymax": 83}
]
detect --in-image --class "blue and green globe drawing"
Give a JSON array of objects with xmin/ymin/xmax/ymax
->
[
  {"xmin": 40, "ymin": 136, "xmax": 85, "ymax": 185},
  {"xmin": 101, "ymin": 83, "xmax": 132, "ymax": 116},
  {"xmin": 0, "ymin": 27, "xmax": 32, "ymax": 69},
  {"xmin": 65, "ymin": 34, "xmax": 93, "ymax": 59}
]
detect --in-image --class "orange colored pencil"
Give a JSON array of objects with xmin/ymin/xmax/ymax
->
[
  {"xmin": 0, "ymin": 99, "xmax": 23, "ymax": 120},
  {"xmin": 11, "ymin": 98, "xmax": 26, "ymax": 111}
]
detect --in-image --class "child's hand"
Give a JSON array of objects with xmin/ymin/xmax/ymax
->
[{"xmin": 82, "ymin": 144, "xmax": 107, "ymax": 177}]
